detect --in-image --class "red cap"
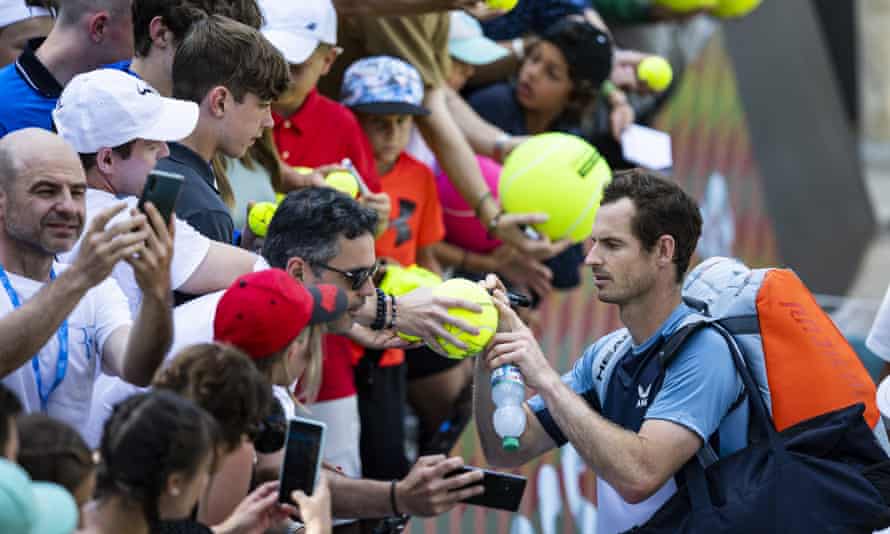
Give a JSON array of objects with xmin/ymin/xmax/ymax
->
[{"xmin": 213, "ymin": 269, "xmax": 349, "ymax": 359}]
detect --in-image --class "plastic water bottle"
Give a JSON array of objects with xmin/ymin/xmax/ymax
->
[{"xmin": 491, "ymin": 364, "xmax": 526, "ymax": 451}]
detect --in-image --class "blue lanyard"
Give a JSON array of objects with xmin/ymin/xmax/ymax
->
[{"xmin": 0, "ymin": 264, "xmax": 68, "ymax": 412}]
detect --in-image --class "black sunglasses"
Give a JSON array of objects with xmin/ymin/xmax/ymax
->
[{"xmin": 313, "ymin": 260, "xmax": 379, "ymax": 290}]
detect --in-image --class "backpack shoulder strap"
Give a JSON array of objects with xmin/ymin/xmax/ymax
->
[{"xmin": 658, "ymin": 319, "xmax": 710, "ymax": 368}]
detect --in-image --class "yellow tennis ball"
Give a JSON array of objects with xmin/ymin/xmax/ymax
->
[
  {"xmin": 711, "ymin": 0, "xmax": 761, "ymax": 18},
  {"xmin": 431, "ymin": 278, "xmax": 498, "ymax": 359},
  {"xmin": 248, "ymin": 202, "xmax": 278, "ymax": 238},
  {"xmin": 398, "ymin": 332, "xmax": 422, "ymax": 343},
  {"xmin": 652, "ymin": 0, "xmax": 717, "ymax": 12},
  {"xmin": 325, "ymin": 171, "xmax": 360, "ymax": 199},
  {"xmin": 486, "ymin": 0, "xmax": 518, "ymax": 11},
  {"xmin": 380, "ymin": 264, "xmax": 443, "ymax": 297},
  {"xmin": 637, "ymin": 56, "xmax": 673, "ymax": 92},
  {"xmin": 382, "ymin": 265, "xmax": 443, "ymax": 343},
  {"xmin": 499, "ymin": 133, "xmax": 612, "ymax": 243}
]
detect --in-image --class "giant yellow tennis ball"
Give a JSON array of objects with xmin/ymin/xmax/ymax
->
[
  {"xmin": 652, "ymin": 0, "xmax": 717, "ymax": 12},
  {"xmin": 637, "ymin": 56, "xmax": 673, "ymax": 92},
  {"xmin": 431, "ymin": 278, "xmax": 498, "ymax": 359},
  {"xmin": 325, "ymin": 171, "xmax": 360, "ymax": 199},
  {"xmin": 380, "ymin": 265, "xmax": 444, "ymax": 343},
  {"xmin": 486, "ymin": 0, "xmax": 518, "ymax": 11},
  {"xmin": 499, "ymin": 133, "xmax": 612, "ymax": 243},
  {"xmin": 248, "ymin": 202, "xmax": 278, "ymax": 237},
  {"xmin": 711, "ymin": 0, "xmax": 761, "ymax": 18}
]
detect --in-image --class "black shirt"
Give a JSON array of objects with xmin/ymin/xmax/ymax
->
[{"xmin": 156, "ymin": 142, "xmax": 234, "ymax": 245}]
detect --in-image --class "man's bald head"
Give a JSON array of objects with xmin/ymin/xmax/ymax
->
[{"xmin": 0, "ymin": 128, "xmax": 84, "ymax": 192}]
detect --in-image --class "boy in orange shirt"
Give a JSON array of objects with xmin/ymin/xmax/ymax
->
[{"xmin": 341, "ymin": 55, "xmax": 449, "ymax": 480}]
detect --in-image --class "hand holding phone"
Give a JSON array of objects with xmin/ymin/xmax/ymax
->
[
  {"xmin": 138, "ymin": 170, "xmax": 184, "ymax": 224},
  {"xmin": 278, "ymin": 417, "xmax": 327, "ymax": 502},
  {"xmin": 448, "ymin": 466, "xmax": 527, "ymax": 511}
]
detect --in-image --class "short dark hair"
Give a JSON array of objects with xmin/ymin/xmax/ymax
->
[
  {"xmin": 153, "ymin": 343, "xmax": 275, "ymax": 453},
  {"xmin": 132, "ymin": 0, "xmax": 264, "ymax": 57},
  {"xmin": 78, "ymin": 140, "xmax": 133, "ymax": 171},
  {"xmin": 16, "ymin": 414, "xmax": 95, "ymax": 497},
  {"xmin": 601, "ymin": 168, "xmax": 702, "ymax": 282},
  {"xmin": 97, "ymin": 390, "xmax": 220, "ymax": 525},
  {"xmin": 0, "ymin": 384, "xmax": 22, "ymax": 457},
  {"xmin": 263, "ymin": 187, "xmax": 378, "ymax": 274},
  {"xmin": 172, "ymin": 14, "xmax": 288, "ymax": 104}
]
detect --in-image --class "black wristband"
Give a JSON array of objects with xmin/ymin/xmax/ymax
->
[{"xmin": 371, "ymin": 288, "xmax": 386, "ymax": 330}]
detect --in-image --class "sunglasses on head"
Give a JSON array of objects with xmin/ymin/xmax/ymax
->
[{"xmin": 313, "ymin": 260, "xmax": 379, "ymax": 291}]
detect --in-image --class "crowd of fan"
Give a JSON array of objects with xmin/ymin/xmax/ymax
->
[{"xmin": 0, "ymin": 1, "xmax": 759, "ymax": 533}]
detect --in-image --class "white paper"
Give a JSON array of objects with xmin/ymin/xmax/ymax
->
[{"xmin": 620, "ymin": 124, "xmax": 673, "ymax": 170}]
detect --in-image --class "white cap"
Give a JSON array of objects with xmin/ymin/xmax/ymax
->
[
  {"xmin": 0, "ymin": 2, "xmax": 50, "ymax": 29},
  {"xmin": 259, "ymin": 0, "xmax": 337, "ymax": 65},
  {"xmin": 448, "ymin": 11, "xmax": 509, "ymax": 66},
  {"xmin": 53, "ymin": 69, "xmax": 199, "ymax": 154}
]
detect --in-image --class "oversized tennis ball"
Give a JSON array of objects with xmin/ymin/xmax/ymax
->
[
  {"xmin": 380, "ymin": 264, "xmax": 443, "ymax": 297},
  {"xmin": 431, "ymin": 278, "xmax": 498, "ymax": 359},
  {"xmin": 499, "ymin": 133, "xmax": 612, "ymax": 243},
  {"xmin": 485, "ymin": 0, "xmax": 518, "ymax": 11},
  {"xmin": 325, "ymin": 171, "xmax": 360, "ymax": 199},
  {"xmin": 711, "ymin": 0, "xmax": 761, "ymax": 18},
  {"xmin": 248, "ymin": 202, "xmax": 278, "ymax": 237},
  {"xmin": 637, "ymin": 56, "xmax": 673, "ymax": 92},
  {"xmin": 652, "ymin": 0, "xmax": 717, "ymax": 12},
  {"xmin": 380, "ymin": 265, "xmax": 443, "ymax": 342}
]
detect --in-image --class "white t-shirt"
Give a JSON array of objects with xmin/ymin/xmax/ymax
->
[
  {"xmin": 868, "ymin": 284, "xmax": 890, "ymax": 362},
  {"xmin": 58, "ymin": 188, "xmax": 211, "ymax": 316},
  {"xmin": 1, "ymin": 263, "xmax": 131, "ymax": 435},
  {"xmin": 84, "ymin": 289, "xmax": 224, "ymax": 447},
  {"xmin": 84, "ymin": 257, "xmax": 273, "ymax": 447}
]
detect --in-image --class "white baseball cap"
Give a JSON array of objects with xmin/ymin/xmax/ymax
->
[
  {"xmin": 53, "ymin": 69, "xmax": 199, "ymax": 154},
  {"xmin": 0, "ymin": 2, "xmax": 51, "ymax": 29},
  {"xmin": 259, "ymin": 0, "xmax": 337, "ymax": 65}
]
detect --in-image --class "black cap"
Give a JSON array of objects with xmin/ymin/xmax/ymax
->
[{"xmin": 540, "ymin": 17, "xmax": 613, "ymax": 89}]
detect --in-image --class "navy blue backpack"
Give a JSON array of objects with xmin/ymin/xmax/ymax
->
[{"xmin": 625, "ymin": 321, "xmax": 890, "ymax": 533}]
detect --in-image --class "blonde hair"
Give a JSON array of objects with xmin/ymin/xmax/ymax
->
[{"xmin": 252, "ymin": 325, "xmax": 324, "ymax": 410}]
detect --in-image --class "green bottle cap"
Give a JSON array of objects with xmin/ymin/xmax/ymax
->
[{"xmin": 502, "ymin": 437, "xmax": 519, "ymax": 451}]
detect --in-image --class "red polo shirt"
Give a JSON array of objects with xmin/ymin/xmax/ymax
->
[{"xmin": 272, "ymin": 88, "xmax": 381, "ymax": 193}]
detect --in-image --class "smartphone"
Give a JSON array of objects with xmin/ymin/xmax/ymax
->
[
  {"xmin": 138, "ymin": 170, "xmax": 184, "ymax": 224},
  {"xmin": 449, "ymin": 466, "xmax": 527, "ymax": 512},
  {"xmin": 278, "ymin": 417, "xmax": 326, "ymax": 502}
]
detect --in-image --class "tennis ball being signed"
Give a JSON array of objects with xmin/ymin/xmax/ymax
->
[
  {"xmin": 325, "ymin": 171, "xmax": 360, "ymax": 199},
  {"xmin": 248, "ymin": 202, "xmax": 277, "ymax": 238},
  {"xmin": 637, "ymin": 56, "xmax": 673, "ymax": 92},
  {"xmin": 431, "ymin": 278, "xmax": 498, "ymax": 359}
]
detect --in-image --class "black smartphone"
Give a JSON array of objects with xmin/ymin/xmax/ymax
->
[
  {"xmin": 278, "ymin": 417, "xmax": 326, "ymax": 502},
  {"xmin": 449, "ymin": 466, "xmax": 527, "ymax": 512},
  {"xmin": 138, "ymin": 170, "xmax": 184, "ymax": 224}
]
